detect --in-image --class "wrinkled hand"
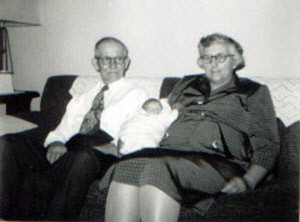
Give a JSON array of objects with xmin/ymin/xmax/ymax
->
[
  {"xmin": 221, "ymin": 177, "xmax": 247, "ymax": 194},
  {"xmin": 46, "ymin": 143, "xmax": 67, "ymax": 164},
  {"xmin": 93, "ymin": 143, "xmax": 119, "ymax": 157}
]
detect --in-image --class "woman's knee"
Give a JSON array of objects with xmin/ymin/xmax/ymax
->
[
  {"xmin": 110, "ymin": 181, "xmax": 139, "ymax": 191},
  {"xmin": 140, "ymin": 184, "xmax": 178, "ymax": 203},
  {"xmin": 140, "ymin": 184, "xmax": 180, "ymax": 222}
]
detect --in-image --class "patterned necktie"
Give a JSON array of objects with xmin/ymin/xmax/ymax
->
[{"xmin": 79, "ymin": 85, "xmax": 109, "ymax": 135}]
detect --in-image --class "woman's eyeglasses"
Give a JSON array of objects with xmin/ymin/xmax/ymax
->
[{"xmin": 200, "ymin": 53, "xmax": 234, "ymax": 64}]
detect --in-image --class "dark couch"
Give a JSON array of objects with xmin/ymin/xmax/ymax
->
[{"xmin": 14, "ymin": 75, "xmax": 300, "ymax": 221}]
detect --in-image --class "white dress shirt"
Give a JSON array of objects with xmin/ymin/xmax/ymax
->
[{"xmin": 44, "ymin": 77, "xmax": 149, "ymax": 147}]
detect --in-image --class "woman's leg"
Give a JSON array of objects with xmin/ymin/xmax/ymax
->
[
  {"xmin": 105, "ymin": 181, "xmax": 140, "ymax": 222},
  {"xmin": 140, "ymin": 185, "xmax": 180, "ymax": 222}
]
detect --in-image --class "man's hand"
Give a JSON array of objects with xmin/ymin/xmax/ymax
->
[
  {"xmin": 93, "ymin": 143, "xmax": 119, "ymax": 157},
  {"xmin": 46, "ymin": 142, "xmax": 67, "ymax": 164},
  {"xmin": 221, "ymin": 177, "xmax": 247, "ymax": 194}
]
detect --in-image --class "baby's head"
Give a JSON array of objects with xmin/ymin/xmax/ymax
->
[{"xmin": 142, "ymin": 98, "xmax": 163, "ymax": 115}]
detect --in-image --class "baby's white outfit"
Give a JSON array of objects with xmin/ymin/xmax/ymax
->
[{"xmin": 118, "ymin": 100, "xmax": 178, "ymax": 155}]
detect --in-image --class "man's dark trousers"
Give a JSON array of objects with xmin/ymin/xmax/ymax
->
[{"xmin": 0, "ymin": 130, "xmax": 117, "ymax": 220}]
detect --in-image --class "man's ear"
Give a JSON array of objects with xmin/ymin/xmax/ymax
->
[
  {"xmin": 197, "ymin": 57, "xmax": 204, "ymax": 69},
  {"xmin": 124, "ymin": 57, "xmax": 131, "ymax": 72},
  {"xmin": 91, "ymin": 58, "xmax": 100, "ymax": 71}
]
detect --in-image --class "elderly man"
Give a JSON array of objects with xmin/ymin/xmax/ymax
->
[{"xmin": 0, "ymin": 37, "xmax": 148, "ymax": 220}]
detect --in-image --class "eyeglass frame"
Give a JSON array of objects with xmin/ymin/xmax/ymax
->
[
  {"xmin": 200, "ymin": 53, "xmax": 234, "ymax": 64},
  {"xmin": 95, "ymin": 56, "xmax": 127, "ymax": 65}
]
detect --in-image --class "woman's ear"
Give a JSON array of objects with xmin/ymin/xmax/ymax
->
[
  {"xmin": 197, "ymin": 57, "xmax": 204, "ymax": 69},
  {"xmin": 91, "ymin": 58, "xmax": 100, "ymax": 71},
  {"xmin": 233, "ymin": 54, "xmax": 243, "ymax": 70}
]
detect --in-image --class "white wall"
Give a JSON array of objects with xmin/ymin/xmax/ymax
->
[
  {"xmin": 0, "ymin": 0, "xmax": 40, "ymax": 24},
  {"xmin": 9, "ymin": 0, "xmax": 110, "ymax": 109},
  {"xmin": 7, "ymin": 0, "xmax": 300, "ymax": 110},
  {"xmin": 107, "ymin": 0, "xmax": 300, "ymax": 78}
]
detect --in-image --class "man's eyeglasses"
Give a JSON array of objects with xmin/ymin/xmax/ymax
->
[
  {"xmin": 200, "ymin": 53, "xmax": 234, "ymax": 64},
  {"xmin": 95, "ymin": 56, "xmax": 126, "ymax": 65}
]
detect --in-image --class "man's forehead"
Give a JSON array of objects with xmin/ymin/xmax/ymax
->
[{"xmin": 95, "ymin": 41, "xmax": 126, "ymax": 56}]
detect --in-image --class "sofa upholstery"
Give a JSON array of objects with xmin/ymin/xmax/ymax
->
[
  {"xmin": 15, "ymin": 75, "xmax": 300, "ymax": 221},
  {"xmin": 11, "ymin": 75, "xmax": 77, "ymax": 143}
]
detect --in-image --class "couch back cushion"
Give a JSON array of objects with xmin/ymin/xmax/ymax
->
[
  {"xmin": 69, "ymin": 75, "xmax": 167, "ymax": 99},
  {"xmin": 159, "ymin": 77, "xmax": 180, "ymax": 98},
  {"xmin": 52, "ymin": 74, "xmax": 300, "ymax": 127},
  {"xmin": 40, "ymin": 75, "xmax": 77, "ymax": 132},
  {"xmin": 41, "ymin": 74, "xmax": 300, "ymax": 125}
]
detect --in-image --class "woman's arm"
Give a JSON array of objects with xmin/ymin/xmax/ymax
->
[
  {"xmin": 243, "ymin": 164, "xmax": 268, "ymax": 188},
  {"xmin": 222, "ymin": 164, "xmax": 268, "ymax": 193},
  {"xmin": 247, "ymin": 85, "xmax": 280, "ymax": 171},
  {"xmin": 222, "ymin": 85, "xmax": 279, "ymax": 194}
]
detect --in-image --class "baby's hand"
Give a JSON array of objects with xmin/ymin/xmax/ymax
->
[
  {"xmin": 172, "ymin": 102, "xmax": 184, "ymax": 111},
  {"xmin": 221, "ymin": 177, "xmax": 247, "ymax": 194}
]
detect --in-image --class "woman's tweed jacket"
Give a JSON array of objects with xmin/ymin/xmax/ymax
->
[{"xmin": 162, "ymin": 73, "xmax": 280, "ymax": 171}]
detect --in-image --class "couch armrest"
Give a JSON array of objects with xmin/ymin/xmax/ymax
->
[{"xmin": 12, "ymin": 111, "xmax": 42, "ymax": 125}]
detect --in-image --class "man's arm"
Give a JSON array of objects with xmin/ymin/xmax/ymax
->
[
  {"xmin": 44, "ymin": 87, "xmax": 97, "ymax": 148},
  {"xmin": 44, "ymin": 90, "xmax": 95, "ymax": 163},
  {"xmin": 44, "ymin": 102, "xmax": 81, "ymax": 148},
  {"xmin": 44, "ymin": 100, "xmax": 80, "ymax": 164}
]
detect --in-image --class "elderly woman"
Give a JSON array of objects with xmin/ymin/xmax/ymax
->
[{"xmin": 104, "ymin": 33, "xmax": 280, "ymax": 222}]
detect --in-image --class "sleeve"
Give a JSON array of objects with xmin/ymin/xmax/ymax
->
[
  {"xmin": 43, "ymin": 96, "xmax": 82, "ymax": 147},
  {"xmin": 112, "ymin": 88, "xmax": 149, "ymax": 145},
  {"xmin": 160, "ymin": 110, "xmax": 178, "ymax": 128},
  {"xmin": 247, "ymin": 85, "xmax": 280, "ymax": 170},
  {"xmin": 123, "ymin": 89, "xmax": 149, "ymax": 121},
  {"xmin": 159, "ymin": 98, "xmax": 171, "ymax": 110}
]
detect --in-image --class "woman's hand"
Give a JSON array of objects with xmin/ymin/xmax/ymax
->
[
  {"xmin": 221, "ymin": 177, "xmax": 248, "ymax": 194},
  {"xmin": 222, "ymin": 165, "xmax": 268, "ymax": 194}
]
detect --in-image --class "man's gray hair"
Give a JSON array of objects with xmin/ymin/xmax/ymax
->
[{"xmin": 95, "ymin": 37, "xmax": 128, "ymax": 57}]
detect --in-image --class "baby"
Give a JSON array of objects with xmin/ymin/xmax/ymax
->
[{"xmin": 118, "ymin": 98, "xmax": 178, "ymax": 155}]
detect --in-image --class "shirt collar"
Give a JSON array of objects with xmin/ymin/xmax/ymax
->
[{"xmin": 106, "ymin": 77, "xmax": 125, "ymax": 90}]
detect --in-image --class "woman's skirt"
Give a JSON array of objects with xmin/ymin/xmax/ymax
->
[{"xmin": 109, "ymin": 148, "xmax": 246, "ymax": 207}]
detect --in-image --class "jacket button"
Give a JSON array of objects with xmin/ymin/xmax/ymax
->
[
  {"xmin": 199, "ymin": 111, "xmax": 206, "ymax": 119},
  {"xmin": 243, "ymin": 104, "xmax": 248, "ymax": 111},
  {"xmin": 212, "ymin": 140, "xmax": 220, "ymax": 149}
]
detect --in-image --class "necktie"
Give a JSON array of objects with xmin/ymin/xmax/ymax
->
[{"xmin": 79, "ymin": 85, "xmax": 108, "ymax": 135}]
